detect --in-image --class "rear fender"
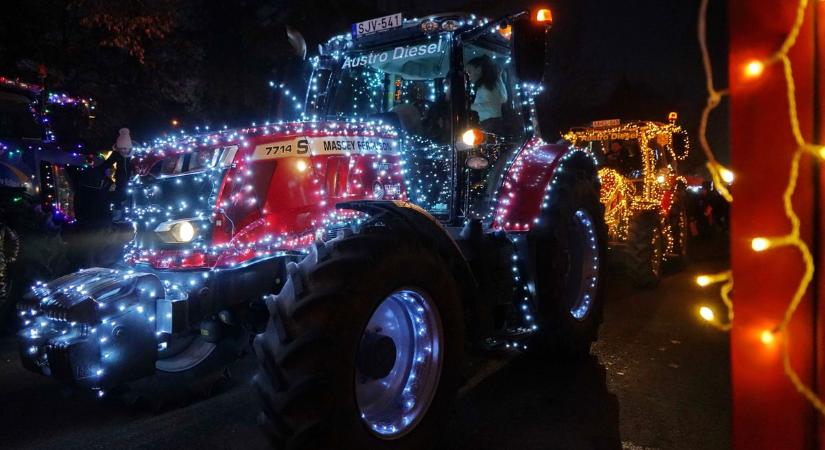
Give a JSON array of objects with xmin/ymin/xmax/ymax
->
[
  {"xmin": 493, "ymin": 143, "xmax": 599, "ymax": 232},
  {"xmin": 660, "ymin": 178, "xmax": 688, "ymax": 215}
]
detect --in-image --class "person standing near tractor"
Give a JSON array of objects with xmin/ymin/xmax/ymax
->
[
  {"xmin": 67, "ymin": 128, "xmax": 134, "ymax": 268},
  {"xmin": 101, "ymin": 128, "xmax": 133, "ymax": 222}
]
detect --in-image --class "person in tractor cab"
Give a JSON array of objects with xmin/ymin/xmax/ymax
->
[
  {"xmin": 390, "ymin": 82, "xmax": 428, "ymax": 136},
  {"xmin": 605, "ymin": 139, "xmax": 642, "ymax": 178},
  {"xmin": 391, "ymin": 80, "xmax": 452, "ymax": 144},
  {"xmin": 466, "ymin": 55, "xmax": 507, "ymax": 134}
]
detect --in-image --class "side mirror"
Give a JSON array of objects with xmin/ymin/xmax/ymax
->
[
  {"xmin": 672, "ymin": 132, "xmax": 689, "ymax": 159},
  {"xmin": 512, "ymin": 13, "xmax": 551, "ymax": 85},
  {"xmin": 286, "ymin": 25, "xmax": 307, "ymax": 60}
]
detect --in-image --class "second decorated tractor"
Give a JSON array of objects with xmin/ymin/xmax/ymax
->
[
  {"xmin": 565, "ymin": 115, "xmax": 690, "ymax": 286},
  {"xmin": 0, "ymin": 75, "xmax": 103, "ymax": 317}
]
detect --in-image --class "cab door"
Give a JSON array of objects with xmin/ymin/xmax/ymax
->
[{"xmin": 459, "ymin": 32, "xmax": 531, "ymax": 221}]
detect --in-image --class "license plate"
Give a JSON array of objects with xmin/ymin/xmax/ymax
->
[
  {"xmin": 352, "ymin": 13, "xmax": 403, "ymax": 38},
  {"xmin": 591, "ymin": 119, "xmax": 621, "ymax": 128}
]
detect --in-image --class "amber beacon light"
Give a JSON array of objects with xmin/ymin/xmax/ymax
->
[{"xmin": 534, "ymin": 8, "xmax": 553, "ymax": 24}]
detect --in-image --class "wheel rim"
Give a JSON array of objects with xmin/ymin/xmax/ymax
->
[
  {"xmin": 356, "ymin": 288, "xmax": 443, "ymax": 439},
  {"xmin": 155, "ymin": 333, "xmax": 216, "ymax": 372},
  {"xmin": 569, "ymin": 209, "xmax": 600, "ymax": 320}
]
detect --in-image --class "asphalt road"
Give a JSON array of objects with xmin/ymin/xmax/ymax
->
[{"xmin": 0, "ymin": 238, "xmax": 730, "ymax": 450}]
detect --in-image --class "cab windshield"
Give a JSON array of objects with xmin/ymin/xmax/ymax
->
[
  {"xmin": 48, "ymin": 102, "xmax": 92, "ymax": 144},
  {"xmin": 580, "ymin": 139, "xmax": 645, "ymax": 180},
  {"xmin": 0, "ymin": 91, "xmax": 41, "ymax": 140},
  {"xmin": 325, "ymin": 35, "xmax": 452, "ymax": 144}
]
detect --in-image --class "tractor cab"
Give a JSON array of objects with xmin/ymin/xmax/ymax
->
[
  {"xmin": 0, "ymin": 76, "xmax": 98, "ymax": 221},
  {"xmin": 564, "ymin": 115, "xmax": 689, "ymax": 214},
  {"xmin": 305, "ymin": 10, "xmax": 551, "ymax": 223}
]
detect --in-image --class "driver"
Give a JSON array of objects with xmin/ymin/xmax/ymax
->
[
  {"xmin": 605, "ymin": 141, "xmax": 624, "ymax": 167},
  {"xmin": 391, "ymin": 82, "xmax": 427, "ymax": 136},
  {"xmin": 605, "ymin": 140, "xmax": 642, "ymax": 178},
  {"xmin": 465, "ymin": 55, "xmax": 507, "ymax": 133}
]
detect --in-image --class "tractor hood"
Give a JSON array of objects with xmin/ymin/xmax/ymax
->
[{"xmin": 126, "ymin": 120, "xmax": 401, "ymax": 270}]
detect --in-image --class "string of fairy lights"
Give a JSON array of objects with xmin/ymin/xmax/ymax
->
[
  {"xmin": 0, "ymin": 76, "xmax": 96, "ymax": 147},
  {"xmin": 694, "ymin": 0, "xmax": 735, "ymax": 332},
  {"xmin": 695, "ymin": 0, "xmax": 825, "ymax": 414}
]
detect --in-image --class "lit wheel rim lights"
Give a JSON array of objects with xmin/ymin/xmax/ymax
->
[
  {"xmin": 355, "ymin": 288, "xmax": 443, "ymax": 439},
  {"xmin": 569, "ymin": 209, "xmax": 600, "ymax": 320}
]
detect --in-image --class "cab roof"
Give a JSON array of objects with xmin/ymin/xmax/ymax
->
[
  {"xmin": 322, "ymin": 12, "xmax": 491, "ymax": 53},
  {"xmin": 564, "ymin": 120, "xmax": 685, "ymax": 144},
  {"xmin": 569, "ymin": 120, "xmax": 675, "ymax": 132}
]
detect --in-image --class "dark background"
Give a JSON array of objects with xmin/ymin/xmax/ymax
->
[{"xmin": 0, "ymin": 0, "xmax": 729, "ymax": 171}]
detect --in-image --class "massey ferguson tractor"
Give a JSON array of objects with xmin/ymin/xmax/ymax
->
[
  {"xmin": 565, "ymin": 115, "xmax": 689, "ymax": 286},
  {"xmin": 252, "ymin": 9, "xmax": 607, "ymax": 449},
  {"xmin": 18, "ymin": 7, "xmax": 608, "ymax": 449}
]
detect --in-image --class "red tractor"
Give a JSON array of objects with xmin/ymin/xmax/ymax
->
[
  {"xmin": 252, "ymin": 9, "xmax": 607, "ymax": 449},
  {"xmin": 19, "ymin": 7, "xmax": 607, "ymax": 449}
]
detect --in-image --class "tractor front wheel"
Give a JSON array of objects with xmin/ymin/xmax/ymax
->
[
  {"xmin": 119, "ymin": 326, "xmax": 249, "ymax": 410},
  {"xmin": 532, "ymin": 164, "xmax": 607, "ymax": 358},
  {"xmin": 626, "ymin": 211, "xmax": 664, "ymax": 287},
  {"xmin": 253, "ymin": 228, "xmax": 463, "ymax": 450}
]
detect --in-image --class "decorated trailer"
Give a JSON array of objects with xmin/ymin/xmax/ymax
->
[{"xmin": 565, "ymin": 115, "xmax": 690, "ymax": 286}]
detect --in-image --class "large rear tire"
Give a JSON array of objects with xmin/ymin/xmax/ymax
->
[
  {"xmin": 531, "ymin": 162, "xmax": 607, "ymax": 358},
  {"xmin": 626, "ymin": 211, "xmax": 664, "ymax": 288},
  {"xmin": 253, "ymin": 228, "xmax": 464, "ymax": 450}
]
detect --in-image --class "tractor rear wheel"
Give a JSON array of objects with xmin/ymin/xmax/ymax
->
[
  {"xmin": 253, "ymin": 228, "xmax": 463, "ymax": 450},
  {"xmin": 531, "ymin": 164, "xmax": 607, "ymax": 358},
  {"xmin": 626, "ymin": 211, "xmax": 664, "ymax": 287}
]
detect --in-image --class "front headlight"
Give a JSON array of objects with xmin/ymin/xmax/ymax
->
[
  {"xmin": 155, "ymin": 219, "xmax": 198, "ymax": 243},
  {"xmin": 172, "ymin": 221, "xmax": 195, "ymax": 242}
]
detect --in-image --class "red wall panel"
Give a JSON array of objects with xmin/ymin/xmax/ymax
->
[{"xmin": 730, "ymin": 1, "xmax": 818, "ymax": 449}]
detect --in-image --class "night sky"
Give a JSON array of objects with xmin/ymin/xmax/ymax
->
[{"xmin": 0, "ymin": 0, "xmax": 729, "ymax": 170}]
